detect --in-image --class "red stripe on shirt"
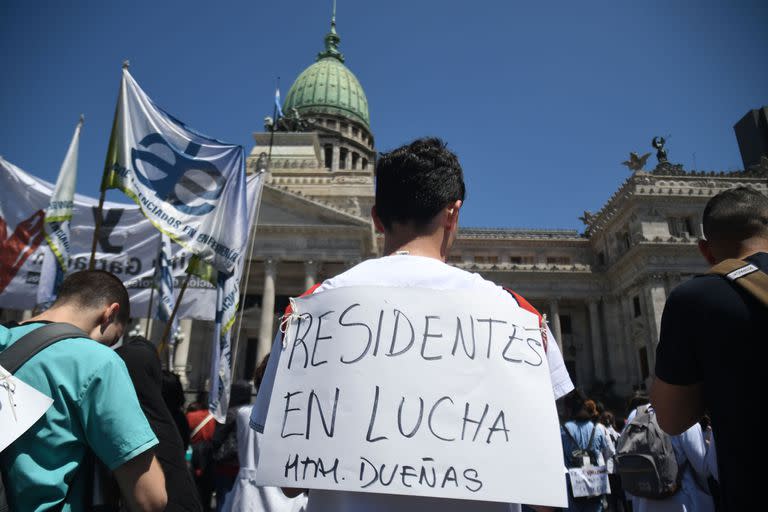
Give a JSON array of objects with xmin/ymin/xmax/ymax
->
[{"xmin": 503, "ymin": 287, "xmax": 548, "ymax": 354}]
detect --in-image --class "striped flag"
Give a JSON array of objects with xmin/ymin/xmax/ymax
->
[{"xmin": 275, "ymin": 87, "xmax": 284, "ymax": 119}]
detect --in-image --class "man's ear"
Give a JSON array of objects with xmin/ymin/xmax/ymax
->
[
  {"xmin": 102, "ymin": 303, "xmax": 120, "ymax": 328},
  {"xmin": 443, "ymin": 200, "xmax": 462, "ymax": 231},
  {"xmin": 698, "ymin": 239, "xmax": 717, "ymax": 266},
  {"xmin": 371, "ymin": 206, "xmax": 386, "ymax": 233}
]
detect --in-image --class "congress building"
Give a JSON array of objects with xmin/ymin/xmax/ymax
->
[{"xmin": 144, "ymin": 16, "xmax": 768, "ymax": 402}]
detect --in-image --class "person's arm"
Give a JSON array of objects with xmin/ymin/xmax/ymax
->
[
  {"xmin": 650, "ymin": 378, "xmax": 704, "ymax": 435},
  {"xmin": 113, "ymin": 449, "xmax": 167, "ymax": 512},
  {"xmin": 77, "ymin": 354, "xmax": 165, "ymax": 510},
  {"xmin": 653, "ymin": 287, "xmax": 705, "ymax": 435}
]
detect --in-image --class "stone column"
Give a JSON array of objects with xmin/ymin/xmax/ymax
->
[
  {"xmin": 602, "ymin": 297, "xmax": 626, "ymax": 388},
  {"xmin": 173, "ymin": 318, "xmax": 194, "ymax": 388},
  {"xmin": 257, "ymin": 259, "xmax": 277, "ymax": 364},
  {"xmin": 332, "ymin": 145, "xmax": 340, "ymax": 172},
  {"xmin": 548, "ymin": 299, "xmax": 564, "ymax": 354},
  {"xmin": 620, "ymin": 294, "xmax": 642, "ymax": 385},
  {"xmin": 304, "ymin": 260, "xmax": 319, "ymax": 290},
  {"xmin": 588, "ymin": 300, "xmax": 605, "ymax": 380},
  {"xmin": 642, "ymin": 277, "xmax": 666, "ymax": 371}
]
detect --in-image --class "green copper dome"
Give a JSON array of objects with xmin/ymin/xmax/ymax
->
[{"xmin": 282, "ymin": 16, "xmax": 370, "ymax": 129}]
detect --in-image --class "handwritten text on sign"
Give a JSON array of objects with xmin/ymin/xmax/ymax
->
[{"xmin": 252, "ymin": 287, "xmax": 567, "ymax": 507}]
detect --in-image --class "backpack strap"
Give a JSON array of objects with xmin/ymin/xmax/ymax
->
[
  {"xmin": 709, "ymin": 259, "xmax": 768, "ymax": 308},
  {"xmin": 586, "ymin": 422, "xmax": 598, "ymax": 452},
  {"xmin": 190, "ymin": 412, "xmax": 215, "ymax": 440},
  {"xmin": 563, "ymin": 423, "xmax": 580, "ymax": 447},
  {"xmin": 0, "ymin": 323, "xmax": 88, "ymax": 374},
  {"xmin": 563, "ymin": 422, "xmax": 597, "ymax": 452}
]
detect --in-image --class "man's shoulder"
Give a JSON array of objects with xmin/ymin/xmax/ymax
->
[
  {"xmin": 5, "ymin": 323, "xmax": 125, "ymax": 378},
  {"xmin": 666, "ymin": 271, "xmax": 752, "ymax": 315},
  {"xmin": 318, "ymin": 256, "xmax": 507, "ymax": 295}
]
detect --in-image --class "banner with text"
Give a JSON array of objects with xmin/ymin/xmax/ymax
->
[
  {"xmin": 251, "ymin": 287, "xmax": 567, "ymax": 507},
  {"xmin": 103, "ymin": 68, "xmax": 248, "ymax": 277},
  {"xmin": 0, "ymin": 157, "xmax": 215, "ymax": 319}
]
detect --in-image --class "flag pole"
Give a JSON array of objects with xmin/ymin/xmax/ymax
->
[
  {"xmin": 88, "ymin": 191, "xmax": 107, "ymax": 271},
  {"xmin": 89, "ymin": 61, "xmax": 128, "ymax": 270},
  {"xmin": 144, "ymin": 235, "xmax": 163, "ymax": 338},
  {"xmin": 157, "ymin": 272, "xmax": 191, "ymax": 362},
  {"xmin": 267, "ymin": 77, "xmax": 279, "ymax": 163},
  {"xmin": 230, "ymin": 86, "xmax": 277, "ymax": 379},
  {"xmin": 144, "ymin": 282, "xmax": 156, "ymax": 338}
]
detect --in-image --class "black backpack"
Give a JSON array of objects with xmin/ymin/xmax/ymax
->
[{"xmin": 0, "ymin": 323, "xmax": 88, "ymax": 512}]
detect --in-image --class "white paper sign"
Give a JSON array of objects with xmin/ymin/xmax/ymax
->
[
  {"xmin": 252, "ymin": 287, "xmax": 567, "ymax": 507},
  {"xmin": 568, "ymin": 466, "xmax": 611, "ymax": 498},
  {"xmin": 0, "ymin": 365, "xmax": 53, "ymax": 452}
]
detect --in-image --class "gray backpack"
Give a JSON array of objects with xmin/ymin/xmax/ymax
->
[{"xmin": 614, "ymin": 405, "xmax": 681, "ymax": 499}]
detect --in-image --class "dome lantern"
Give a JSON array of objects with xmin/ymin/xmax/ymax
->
[{"xmin": 282, "ymin": 5, "xmax": 370, "ymax": 129}]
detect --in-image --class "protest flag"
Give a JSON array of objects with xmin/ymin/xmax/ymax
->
[
  {"xmin": 154, "ymin": 233, "xmax": 181, "ymax": 364},
  {"xmin": 90, "ymin": 62, "xmax": 255, "ymax": 419},
  {"xmin": 208, "ymin": 171, "xmax": 265, "ymax": 422},
  {"xmin": 91, "ymin": 63, "xmax": 249, "ymax": 280},
  {"xmin": 37, "ymin": 115, "xmax": 84, "ymax": 309}
]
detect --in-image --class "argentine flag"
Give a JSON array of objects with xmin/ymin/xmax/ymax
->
[{"xmin": 275, "ymin": 87, "xmax": 284, "ymax": 119}]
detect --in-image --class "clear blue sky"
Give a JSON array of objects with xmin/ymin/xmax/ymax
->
[{"xmin": 2, "ymin": 1, "xmax": 766, "ymax": 231}]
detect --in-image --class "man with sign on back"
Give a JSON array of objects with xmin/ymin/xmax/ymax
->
[{"xmin": 254, "ymin": 138, "xmax": 573, "ymax": 511}]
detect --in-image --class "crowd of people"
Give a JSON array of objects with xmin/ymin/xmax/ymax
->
[
  {"xmin": 557, "ymin": 390, "xmax": 718, "ymax": 512},
  {"xmin": 1, "ymin": 137, "xmax": 764, "ymax": 511}
]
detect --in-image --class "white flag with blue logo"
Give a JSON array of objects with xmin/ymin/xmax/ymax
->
[
  {"xmin": 155, "ymin": 233, "xmax": 179, "ymax": 338},
  {"xmin": 37, "ymin": 116, "xmax": 84, "ymax": 308},
  {"xmin": 103, "ymin": 68, "xmax": 248, "ymax": 278},
  {"xmin": 208, "ymin": 170, "xmax": 265, "ymax": 422}
]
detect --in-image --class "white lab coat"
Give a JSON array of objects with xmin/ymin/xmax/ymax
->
[
  {"xmin": 223, "ymin": 405, "xmax": 308, "ymax": 512},
  {"xmin": 629, "ymin": 421, "xmax": 715, "ymax": 512}
]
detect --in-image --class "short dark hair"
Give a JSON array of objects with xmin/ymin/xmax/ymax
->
[
  {"xmin": 375, "ymin": 137, "xmax": 465, "ymax": 232},
  {"xmin": 55, "ymin": 270, "xmax": 130, "ymax": 324},
  {"xmin": 703, "ymin": 186, "xmax": 768, "ymax": 243}
]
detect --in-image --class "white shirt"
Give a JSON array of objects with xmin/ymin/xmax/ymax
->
[
  {"xmin": 304, "ymin": 255, "xmax": 574, "ymax": 512},
  {"xmin": 224, "ymin": 405, "xmax": 308, "ymax": 512}
]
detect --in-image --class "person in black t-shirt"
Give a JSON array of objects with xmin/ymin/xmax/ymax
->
[
  {"xmin": 652, "ymin": 186, "xmax": 768, "ymax": 511},
  {"xmin": 117, "ymin": 336, "xmax": 203, "ymax": 512}
]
